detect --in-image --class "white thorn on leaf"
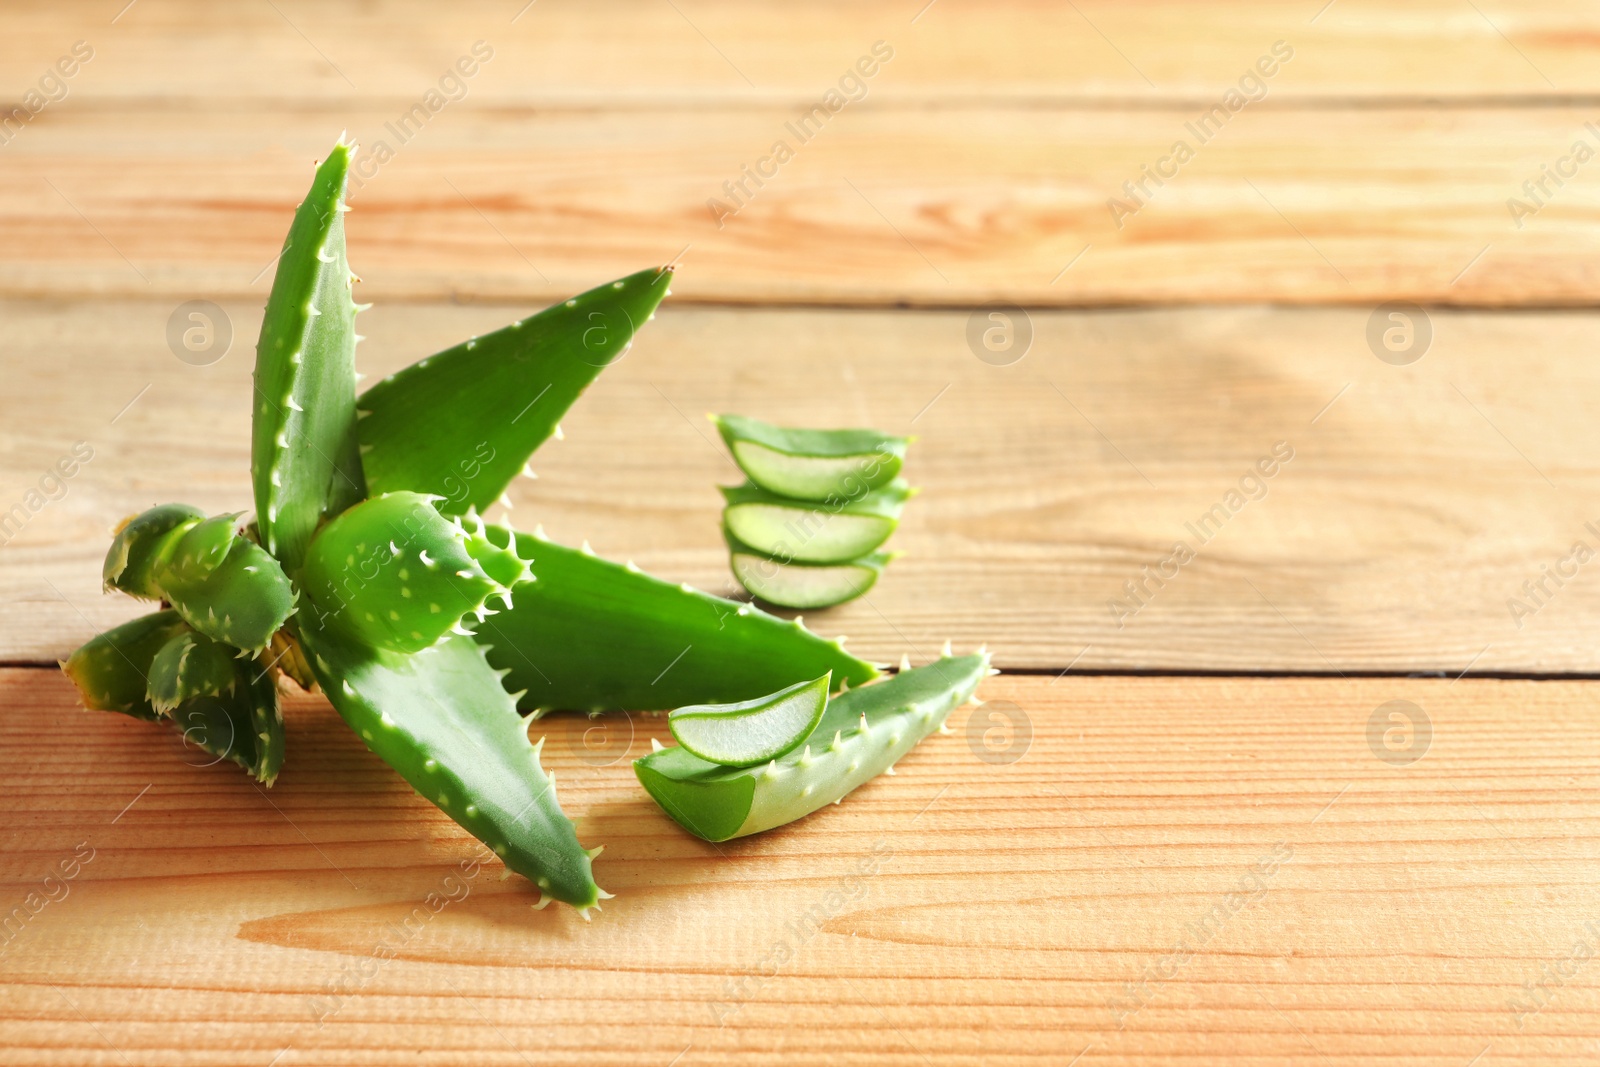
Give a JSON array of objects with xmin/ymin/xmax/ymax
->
[
  {"xmin": 581, "ymin": 540, "xmax": 594, "ymax": 556},
  {"xmin": 899, "ymin": 653, "xmax": 912, "ymax": 671},
  {"xmin": 650, "ymin": 737, "xmax": 664, "ymax": 752},
  {"xmin": 941, "ymin": 639, "xmax": 953, "ymax": 657}
]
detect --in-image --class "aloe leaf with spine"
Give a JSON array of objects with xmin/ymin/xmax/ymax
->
[
  {"xmin": 103, "ymin": 503, "xmax": 206, "ymax": 599},
  {"xmin": 299, "ymin": 620, "xmax": 603, "ymax": 912},
  {"xmin": 356, "ymin": 267, "xmax": 674, "ymax": 514},
  {"xmin": 251, "ymin": 140, "xmax": 366, "ymax": 572},
  {"xmin": 61, "ymin": 610, "xmax": 190, "ymax": 722},
  {"xmin": 636, "ymin": 652, "xmax": 990, "ymax": 841},
  {"xmin": 297, "ymin": 491, "xmax": 524, "ymax": 654},
  {"xmin": 474, "ymin": 524, "xmax": 878, "ymax": 714},
  {"xmin": 151, "ymin": 514, "xmax": 298, "ymax": 653},
  {"xmin": 146, "ymin": 630, "xmax": 240, "ymax": 714}
]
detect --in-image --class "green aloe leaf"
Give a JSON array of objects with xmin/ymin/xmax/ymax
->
[
  {"xmin": 356, "ymin": 267, "xmax": 674, "ymax": 515},
  {"xmin": 637, "ymin": 652, "xmax": 989, "ymax": 842},
  {"xmin": 668, "ymin": 673, "xmax": 830, "ymax": 767},
  {"xmin": 721, "ymin": 478, "xmax": 913, "ymax": 563},
  {"xmin": 147, "ymin": 630, "xmax": 239, "ymax": 715},
  {"xmin": 153, "ymin": 514, "xmax": 297, "ymax": 654},
  {"xmin": 298, "ymin": 492, "xmax": 525, "ymax": 654},
  {"xmin": 102, "ymin": 503, "xmax": 205, "ymax": 599},
  {"xmin": 242, "ymin": 661, "xmax": 285, "ymax": 786},
  {"xmin": 252, "ymin": 140, "xmax": 366, "ymax": 572},
  {"xmin": 61, "ymin": 610, "xmax": 190, "ymax": 721},
  {"xmin": 299, "ymin": 618, "xmax": 603, "ymax": 913},
  {"xmin": 61, "ymin": 612, "xmax": 285, "ymax": 785},
  {"xmin": 475, "ymin": 524, "xmax": 879, "ymax": 714},
  {"xmin": 713, "ymin": 414, "xmax": 907, "ymax": 502}
]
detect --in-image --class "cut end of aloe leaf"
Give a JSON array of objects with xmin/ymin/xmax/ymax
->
[
  {"xmin": 668, "ymin": 672, "xmax": 830, "ymax": 767},
  {"xmin": 636, "ymin": 652, "xmax": 989, "ymax": 842},
  {"xmin": 730, "ymin": 547, "xmax": 888, "ymax": 610},
  {"xmin": 713, "ymin": 414, "xmax": 907, "ymax": 502}
]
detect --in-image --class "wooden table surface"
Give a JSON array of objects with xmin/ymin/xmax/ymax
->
[{"xmin": 4, "ymin": 3, "xmax": 1599, "ymax": 1064}]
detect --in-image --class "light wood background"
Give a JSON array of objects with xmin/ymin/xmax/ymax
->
[{"xmin": 3, "ymin": 2, "xmax": 1599, "ymax": 1064}]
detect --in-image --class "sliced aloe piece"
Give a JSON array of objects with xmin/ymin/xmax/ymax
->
[
  {"xmin": 713, "ymin": 414, "xmax": 907, "ymax": 502},
  {"xmin": 729, "ymin": 538, "xmax": 892, "ymax": 610},
  {"xmin": 474, "ymin": 525, "xmax": 877, "ymax": 714},
  {"xmin": 61, "ymin": 610, "xmax": 190, "ymax": 721},
  {"xmin": 251, "ymin": 140, "xmax": 366, "ymax": 572},
  {"xmin": 357, "ymin": 267, "xmax": 673, "ymax": 515},
  {"xmin": 299, "ymin": 619, "xmax": 602, "ymax": 911},
  {"xmin": 636, "ymin": 652, "xmax": 988, "ymax": 841},
  {"xmin": 668, "ymin": 673, "xmax": 830, "ymax": 768},
  {"xmin": 721, "ymin": 478, "xmax": 912, "ymax": 563}
]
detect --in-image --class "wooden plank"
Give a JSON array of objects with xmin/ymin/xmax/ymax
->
[
  {"xmin": 3, "ymin": 103, "xmax": 1599, "ymax": 304},
  {"xmin": 5, "ymin": 298, "xmax": 1600, "ymax": 673},
  {"xmin": 2, "ymin": 669, "xmax": 1596, "ymax": 1064},
  {"xmin": 8, "ymin": 0, "xmax": 1600, "ymax": 104}
]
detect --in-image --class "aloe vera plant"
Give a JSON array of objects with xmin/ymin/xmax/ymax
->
[
  {"xmin": 636, "ymin": 651, "xmax": 990, "ymax": 841},
  {"xmin": 62, "ymin": 137, "xmax": 926, "ymax": 916}
]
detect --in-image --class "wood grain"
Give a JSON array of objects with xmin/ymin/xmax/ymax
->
[
  {"xmin": 2, "ymin": 669, "xmax": 1596, "ymax": 1065},
  {"xmin": 10, "ymin": 0, "xmax": 1600, "ymax": 104},
  {"xmin": 4, "ymin": 103, "xmax": 1599, "ymax": 305},
  {"xmin": 7, "ymin": 297, "xmax": 1600, "ymax": 674}
]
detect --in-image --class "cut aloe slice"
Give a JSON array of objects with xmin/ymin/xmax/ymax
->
[
  {"xmin": 713, "ymin": 414, "xmax": 907, "ymax": 502},
  {"xmin": 668, "ymin": 673, "xmax": 830, "ymax": 767},
  {"xmin": 729, "ymin": 539, "xmax": 892, "ymax": 610},
  {"xmin": 636, "ymin": 653, "xmax": 988, "ymax": 841},
  {"xmin": 721, "ymin": 479, "xmax": 912, "ymax": 564}
]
